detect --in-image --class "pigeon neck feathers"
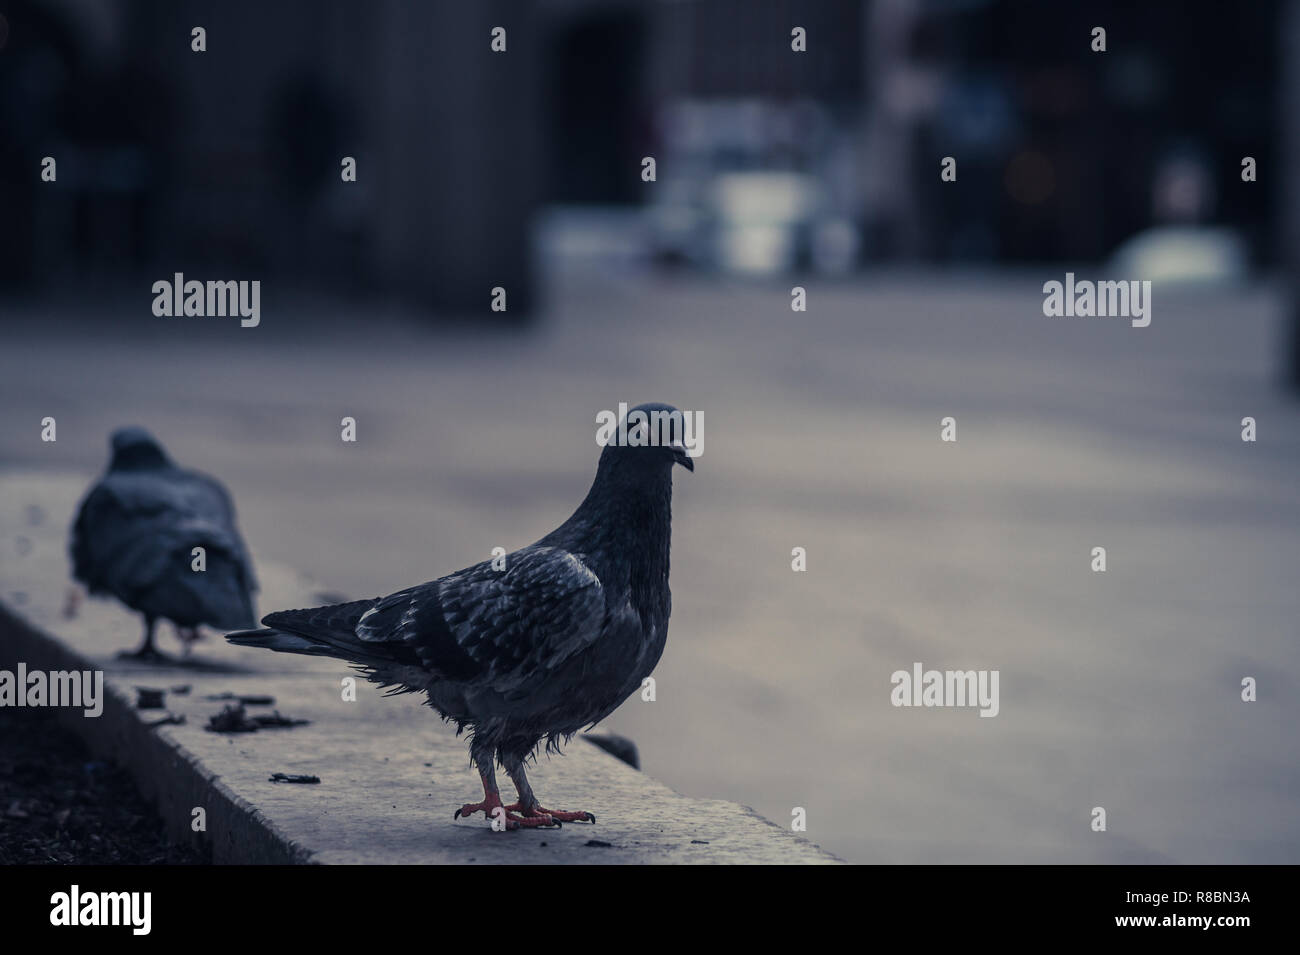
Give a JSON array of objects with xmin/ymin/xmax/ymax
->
[
  {"xmin": 108, "ymin": 428, "xmax": 172, "ymax": 471},
  {"xmin": 548, "ymin": 452, "xmax": 674, "ymax": 613}
]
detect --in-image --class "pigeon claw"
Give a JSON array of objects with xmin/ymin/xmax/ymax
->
[
  {"xmin": 454, "ymin": 794, "xmax": 563, "ymax": 830},
  {"xmin": 507, "ymin": 803, "xmax": 595, "ymax": 825},
  {"xmin": 505, "ymin": 812, "xmax": 561, "ymax": 830},
  {"xmin": 116, "ymin": 646, "xmax": 175, "ymax": 664},
  {"xmin": 455, "ymin": 791, "xmax": 504, "ymax": 821}
]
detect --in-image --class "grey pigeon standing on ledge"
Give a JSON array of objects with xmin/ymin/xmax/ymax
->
[
  {"xmin": 71, "ymin": 427, "xmax": 258, "ymax": 661},
  {"xmin": 229, "ymin": 403, "xmax": 695, "ymax": 830}
]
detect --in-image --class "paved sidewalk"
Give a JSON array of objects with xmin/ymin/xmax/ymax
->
[{"xmin": 0, "ymin": 472, "xmax": 840, "ymax": 864}]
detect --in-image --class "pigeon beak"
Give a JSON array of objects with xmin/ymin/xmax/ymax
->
[{"xmin": 670, "ymin": 445, "xmax": 695, "ymax": 471}]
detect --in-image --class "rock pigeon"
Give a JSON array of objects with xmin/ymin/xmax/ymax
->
[
  {"xmin": 70, "ymin": 427, "xmax": 258, "ymax": 660},
  {"xmin": 228, "ymin": 403, "xmax": 695, "ymax": 829}
]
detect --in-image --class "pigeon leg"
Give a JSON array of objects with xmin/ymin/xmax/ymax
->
[
  {"xmin": 62, "ymin": 586, "xmax": 82, "ymax": 620},
  {"xmin": 454, "ymin": 746, "xmax": 559, "ymax": 830},
  {"xmin": 175, "ymin": 625, "xmax": 202, "ymax": 658},
  {"xmin": 502, "ymin": 752, "xmax": 596, "ymax": 824},
  {"xmin": 117, "ymin": 616, "xmax": 171, "ymax": 662}
]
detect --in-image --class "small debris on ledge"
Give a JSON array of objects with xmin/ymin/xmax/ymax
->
[{"xmin": 269, "ymin": 773, "xmax": 320, "ymax": 785}]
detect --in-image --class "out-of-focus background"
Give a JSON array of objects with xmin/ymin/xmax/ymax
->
[{"xmin": 2, "ymin": 0, "xmax": 1298, "ymax": 863}]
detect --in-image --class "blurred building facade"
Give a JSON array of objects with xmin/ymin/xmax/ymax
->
[
  {"xmin": 1, "ymin": 0, "xmax": 542, "ymax": 313},
  {"xmin": 0, "ymin": 0, "xmax": 1286, "ymax": 309}
]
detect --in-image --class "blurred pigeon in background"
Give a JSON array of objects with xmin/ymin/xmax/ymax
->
[
  {"xmin": 71, "ymin": 427, "xmax": 258, "ymax": 661},
  {"xmin": 229, "ymin": 403, "xmax": 694, "ymax": 829}
]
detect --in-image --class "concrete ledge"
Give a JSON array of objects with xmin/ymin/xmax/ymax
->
[{"xmin": 0, "ymin": 472, "xmax": 841, "ymax": 864}]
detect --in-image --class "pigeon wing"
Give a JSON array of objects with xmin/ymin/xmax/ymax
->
[
  {"xmin": 71, "ymin": 470, "xmax": 253, "ymax": 606},
  {"xmin": 181, "ymin": 469, "xmax": 258, "ymax": 592},
  {"xmin": 71, "ymin": 481, "xmax": 150, "ymax": 593},
  {"xmin": 356, "ymin": 546, "xmax": 607, "ymax": 695}
]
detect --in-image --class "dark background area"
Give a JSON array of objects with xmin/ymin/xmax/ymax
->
[{"xmin": 0, "ymin": 0, "xmax": 1287, "ymax": 311}]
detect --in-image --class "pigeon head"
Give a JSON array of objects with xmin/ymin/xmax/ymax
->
[
  {"xmin": 108, "ymin": 427, "xmax": 171, "ymax": 470},
  {"xmin": 597, "ymin": 402, "xmax": 696, "ymax": 479}
]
